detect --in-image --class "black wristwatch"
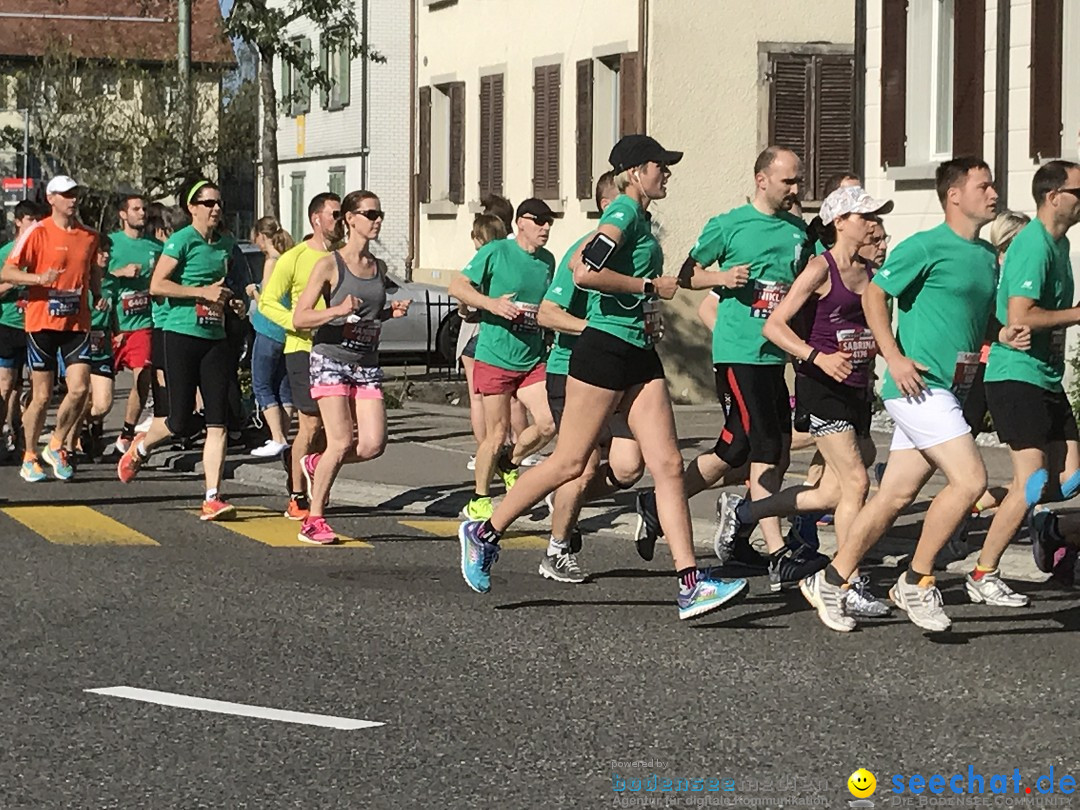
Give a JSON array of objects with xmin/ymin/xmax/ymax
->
[{"xmin": 642, "ymin": 279, "xmax": 656, "ymax": 296}]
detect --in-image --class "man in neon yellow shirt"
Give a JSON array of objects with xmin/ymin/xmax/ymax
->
[{"xmin": 259, "ymin": 192, "xmax": 341, "ymax": 519}]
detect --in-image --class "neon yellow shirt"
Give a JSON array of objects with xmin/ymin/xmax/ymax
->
[{"xmin": 258, "ymin": 241, "xmax": 329, "ymax": 354}]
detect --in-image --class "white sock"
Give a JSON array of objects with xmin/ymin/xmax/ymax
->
[
  {"xmin": 206, "ymin": 488, "xmax": 218, "ymax": 502},
  {"xmin": 547, "ymin": 536, "xmax": 570, "ymax": 557},
  {"xmin": 136, "ymin": 442, "xmax": 149, "ymax": 458}
]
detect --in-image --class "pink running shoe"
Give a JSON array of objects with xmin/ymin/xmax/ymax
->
[
  {"xmin": 300, "ymin": 452, "xmax": 321, "ymax": 495},
  {"xmin": 298, "ymin": 515, "xmax": 337, "ymax": 545}
]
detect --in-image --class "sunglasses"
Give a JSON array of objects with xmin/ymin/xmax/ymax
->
[
  {"xmin": 870, "ymin": 234, "xmax": 892, "ymax": 246},
  {"xmin": 352, "ymin": 209, "xmax": 385, "ymax": 222},
  {"xmin": 192, "ymin": 199, "xmax": 223, "ymax": 209},
  {"xmin": 1057, "ymin": 188, "xmax": 1080, "ymax": 198},
  {"xmin": 522, "ymin": 214, "xmax": 554, "ymax": 227}
]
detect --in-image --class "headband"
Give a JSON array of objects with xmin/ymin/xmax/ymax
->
[{"xmin": 186, "ymin": 180, "xmax": 210, "ymax": 206}]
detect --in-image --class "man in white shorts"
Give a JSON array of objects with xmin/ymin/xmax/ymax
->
[{"xmin": 800, "ymin": 157, "xmax": 1030, "ymax": 633}]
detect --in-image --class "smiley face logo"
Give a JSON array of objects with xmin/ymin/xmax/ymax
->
[{"xmin": 848, "ymin": 769, "xmax": 876, "ymax": 798}]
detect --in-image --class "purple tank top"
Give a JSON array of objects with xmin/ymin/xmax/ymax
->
[{"xmin": 802, "ymin": 251, "xmax": 876, "ymax": 389}]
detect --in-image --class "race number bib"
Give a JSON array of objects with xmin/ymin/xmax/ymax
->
[
  {"xmin": 511, "ymin": 302, "xmax": 540, "ymax": 333},
  {"xmin": 194, "ymin": 301, "xmax": 224, "ymax": 327},
  {"xmin": 47, "ymin": 289, "xmax": 81, "ymax": 318},
  {"xmin": 1050, "ymin": 327, "xmax": 1067, "ymax": 365},
  {"xmin": 89, "ymin": 330, "xmax": 107, "ymax": 356},
  {"xmin": 749, "ymin": 280, "xmax": 789, "ymax": 319},
  {"xmin": 951, "ymin": 351, "xmax": 981, "ymax": 398},
  {"xmin": 342, "ymin": 317, "xmax": 381, "ymax": 353},
  {"xmin": 643, "ymin": 299, "xmax": 664, "ymax": 342},
  {"xmin": 836, "ymin": 328, "xmax": 877, "ymax": 368},
  {"xmin": 121, "ymin": 289, "xmax": 151, "ymax": 316}
]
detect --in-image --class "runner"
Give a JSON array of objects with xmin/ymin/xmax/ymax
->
[
  {"xmin": 536, "ymin": 170, "xmax": 645, "ymax": 582},
  {"xmin": 116, "ymin": 180, "xmax": 238, "ymax": 521},
  {"xmin": 74, "ymin": 236, "xmax": 117, "ymax": 462},
  {"xmin": 1, "ymin": 175, "xmax": 101, "ymax": 482},
  {"xmin": 143, "ymin": 204, "xmax": 184, "ymax": 436},
  {"xmin": 800, "ymin": 157, "xmax": 1029, "ymax": 632},
  {"xmin": 0, "ymin": 199, "xmax": 44, "ymax": 459},
  {"xmin": 108, "ymin": 194, "xmax": 161, "ymax": 455},
  {"xmin": 449, "ymin": 199, "xmax": 558, "ymax": 523},
  {"xmin": 258, "ymin": 192, "xmax": 341, "ymax": 520},
  {"xmin": 457, "ymin": 134, "xmax": 748, "ymax": 621},
  {"xmin": 291, "ymin": 191, "xmax": 409, "ymax": 544},
  {"xmin": 974, "ymin": 161, "xmax": 1080, "ymax": 603},
  {"xmin": 715, "ymin": 185, "xmax": 893, "ymax": 613}
]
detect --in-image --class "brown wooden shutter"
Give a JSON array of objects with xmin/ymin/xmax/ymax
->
[
  {"xmin": 952, "ymin": 0, "xmax": 986, "ymax": 157},
  {"xmin": 448, "ymin": 81, "xmax": 466, "ymax": 204},
  {"xmin": 480, "ymin": 74, "xmax": 505, "ymax": 198},
  {"xmin": 419, "ymin": 85, "xmax": 431, "ymax": 203},
  {"xmin": 1030, "ymin": 0, "xmax": 1063, "ymax": 159},
  {"xmin": 533, "ymin": 65, "xmax": 560, "ymax": 200},
  {"xmin": 880, "ymin": 0, "xmax": 908, "ymax": 168},
  {"xmin": 576, "ymin": 59, "xmax": 594, "ymax": 200},
  {"xmin": 491, "ymin": 74, "xmax": 504, "ymax": 196},
  {"xmin": 815, "ymin": 54, "xmax": 856, "ymax": 199},
  {"xmin": 619, "ymin": 52, "xmax": 641, "ymax": 136},
  {"xmin": 769, "ymin": 54, "xmax": 810, "ymax": 167}
]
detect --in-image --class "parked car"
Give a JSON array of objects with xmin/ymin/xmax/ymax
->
[{"xmin": 236, "ymin": 242, "xmax": 460, "ymax": 362}]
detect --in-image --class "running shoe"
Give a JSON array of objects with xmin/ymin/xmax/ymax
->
[
  {"xmin": 301, "ymin": 452, "xmax": 321, "ymax": 495},
  {"xmin": 200, "ymin": 497, "xmax": 237, "ymax": 521},
  {"xmin": 466, "ymin": 455, "xmax": 477, "ymax": 471},
  {"xmin": 459, "ymin": 520, "xmax": 500, "ymax": 594},
  {"xmin": 538, "ymin": 551, "xmax": 587, "ymax": 584},
  {"xmin": 768, "ymin": 543, "xmax": 829, "ymax": 592},
  {"xmin": 677, "ymin": 574, "xmax": 748, "ymax": 621},
  {"xmin": 285, "ymin": 495, "xmax": 310, "ymax": 521},
  {"xmin": 714, "ymin": 492, "xmax": 755, "ymax": 565},
  {"xmin": 633, "ymin": 490, "xmax": 662, "ymax": 562},
  {"xmin": 298, "ymin": 515, "xmax": 338, "ymax": 545},
  {"xmin": 520, "ymin": 453, "xmax": 544, "ymax": 467},
  {"xmin": 1029, "ymin": 509, "xmax": 1063, "ymax": 574},
  {"xmin": 135, "ymin": 415, "xmax": 154, "ymax": 433},
  {"xmin": 844, "ymin": 575, "xmax": 891, "ymax": 618},
  {"xmin": 873, "ymin": 462, "xmax": 887, "ymax": 487},
  {"xmin": 499, "ymin": 465, "xmax": 520, "ymax": 490},
  {"xmin": 251, "ymin": 439, "xmax": 288, "ymax": 458},
  {"xmin": 19, "ymin": 458, "xmax": 47, "ymax": 483},
  {"xmin": 789, "ymin": 513, "xmax": 820, "ymax": 552},
  {"xmin": 114, "ymin": 435, "xmax": 132, "ymax": 456},
  {"xmin": 462, "ymin": 496, "xmax": 494, "ymax": 522},
  {"xmin": 729, "ymin": 536, "xmax": 769, "ymax": 570},
  {"xmin": 1024, "ymin": 468, "xmax": 1049, "ymax": 508},
  {"xmin": 965, "ymin": 569, "xmax": 1029, "ymax": 607},
  {"xmin": 816, "ymin": 513, "xmax": 834, "ymax": 527},
  {"xmin": 117, "ymin": 433, "xmax": 148, "ymax": 483},
  {"xmin": 889, "ymin": 574, "xmax": 951, "ymax": 632},
  {"xmin": 800, "ymin": 570, "xmax": 855, "ymax": 632},
  {"xmin": 41, "ymin": 446, "xmax": 73, "ymax": 481}
]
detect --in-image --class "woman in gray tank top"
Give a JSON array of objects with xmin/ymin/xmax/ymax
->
[{"xmin": 292, "ymin": 191, "xmax": 410, "ymax": 544}]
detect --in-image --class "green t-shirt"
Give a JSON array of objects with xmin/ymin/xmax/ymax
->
[
  {"xmin": 873, "ymin": 223, "xmax": 997, "ymax": 401},
  {"xmin": 156, "ymin": 226, "xmax": 236, "ymax": 340},
  {"xmin": 690, "ymin": 204, "xmax": 809, "ymax": 365},
  {"xmin": 108, "ymin": 230, "xmax": 161, "ymax": 333},
  {"xmin": 543, "ymin": 235, "xmax": 590, "ymax": 377},
  {"xmin": 0, "ymin": 241, "xmax": 26, "ymax": 330},
  {"xmin": 88, "ymin": 274, "xmax": 116, "ymax": 360},
  {"xmin": 462, "ymin": 238, "xmax": 555, "ymax": 372},
  {"xmin": 583, "ymin": 194, "xmax": 663, "ymax": 349},
  {"xmin": 985, "ymin": 219, "xmax": 1075, "ymax": 390}
]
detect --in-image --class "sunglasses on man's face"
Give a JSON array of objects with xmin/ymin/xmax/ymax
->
[
  {"xmin": 522, "ymin": 214, "xmax": 554, "ymax": 227},
  {"xmin": 1057, "ymin": 188, "xmax": 1080, "ymax": 198},
  {"xmin": 192, "ymin": 198, "xmax": 223, "ymax": 209},
  {"xmin": 352, "ymin": 209, "xmax": 385, "ymax": 222}
]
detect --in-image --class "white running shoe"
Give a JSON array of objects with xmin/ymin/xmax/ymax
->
[
  {"xmin": 251, "ymin": 439, "xmax": 289, "ymax": 458},
  {"xmin": 466, "ymin": 455, "xmax": 476, "ymax": 471},
  {"xmin": 800, "ymin": 570, "xmax": 855, "ymax": 632},
  {"xmin": 965, "ymin": 569, "xmax": 1029, "ymax": 608},
  {"xmin": 889, "ymin": 574, "xmax": 952, "ymax": 632}
]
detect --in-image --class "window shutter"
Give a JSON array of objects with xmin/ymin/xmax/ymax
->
[
  {"xmin": 880, "ymin": 0, "xmax": 908, "ymax": 167},
  {"xmin": 419, "ymin": 85, "xmax": 431, "ymax": 203},
  {"xmin": 491, "ymin": 73, "xmax": 504, "ymax": 196},
  {"xmin": 546, "ymin": 65, "xmax": 561, "ymax": 200},
  {"xmin": 769, "ymin": 54, "xmax": 810, "ymax": 166},
  {"xmin": 576, "ymin": 59, "xmax": 594, "ymax": 200},
  {"xmin": 338, "ymin": 44, "xmax": 351, "ymax": 107},
  {"xmin": 1030, "ymin": 0, "xmax": 1063, "ymax": 159},
  {"xmin": 296, "ymin": 38, "xmax": 312, "ymax": 115},
  {"xmin": 319, "ymin": 40, "xmax": 329, "ymax": 110},
  {"xmin": 952, "ymin": 0, "xmax": 985, "ymax": 157},
  {"xmin": 449, "ymin": 81, "xmax": 466, "ymax": 204},
  {"xmin": 533, "ymin": 65, "xmax": 560, "ymax": 200},
  {"xmin": 815, "ymin": 54, "xmax": 856, "ymax": 200},
  {"xmin": 619, "ymin": 52, "xmax": 641, "ymax": 136},
  {"xmin": 479, "ymin": 74, "xmax": 504, "ymax": 198},
  {"xmin": 280, "ymin": 57, "xmax": 291, "ymax": 117}
]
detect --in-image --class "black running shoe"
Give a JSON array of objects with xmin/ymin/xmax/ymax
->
[
  {"xmin": 1030, "ymin": 509, "xmax": 1063, "ymax": 575},
  {"xmin": 634, "ymin": 490, "xmax": 662, "ymax": 561},
  {"xmin": 768, "ymin": 544, "xmax": 829, "ymax": 592},
  {"xmin": 729, "ymin": 535, "xmax": 769, "ymax": 571},
  {"xmin": 569, "ymin": 526, "xmax": 583, "ymax": 555}
]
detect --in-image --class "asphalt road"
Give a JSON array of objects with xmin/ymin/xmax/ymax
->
[{"xmin": 2, "ymin": 450, "xmax": 1079, "ymax": 809}]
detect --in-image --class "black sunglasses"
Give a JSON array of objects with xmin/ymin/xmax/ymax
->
[
  {"xmin": 192, "ymin": 199, "xmax": 223, "ymax": 209},
  {"xmin": 1057, "ymin": 187, "xmax": 1080, "ymax": 198},
  {"xmin": 352, "ymin": 209, "xmax": 385, "ymax": 222},
  {"xmin": 522, "ymin": 214, "xmax": 554, "ymax": 227}
]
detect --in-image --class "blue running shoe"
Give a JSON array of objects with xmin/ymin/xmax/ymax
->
[
  {"xmin": 41, "ymin": 446, "xmax": 73, "ymax": 481},
  {"xmin": 19, "ymin": 458, "xmax": 47, "ymax": 483},
  {"xmin": 1024, "ymin": 468, "xmax": 1049, "ymax": 508},
  {"xmin": 459, "ymin": 520, "xmax": 500, "ymax": 594},
  {"xmin": 677, "ymin": 574, "xmax": 748, "ymax": 620},
  {"xmin": 1061, "ymin": 470, "xmax": 1080, "ymax": 502},
  {"xmin": 789, "ymin": 514, "xmax": 820, "ymax": 552}
]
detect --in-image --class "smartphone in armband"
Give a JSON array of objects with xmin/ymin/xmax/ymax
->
[{"xmin": 582, "ymin": 232, "xmax": 617, "ymax": 271}]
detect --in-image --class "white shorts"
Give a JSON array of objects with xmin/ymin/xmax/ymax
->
[{"xmin": 885, "ymin": 389, "xmax": 973, "ymax": 452}]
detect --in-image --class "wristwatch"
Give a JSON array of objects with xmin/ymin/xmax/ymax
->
[{"xmin": 642, "ymin": 279, "xmax": 656, "ymax": 296}]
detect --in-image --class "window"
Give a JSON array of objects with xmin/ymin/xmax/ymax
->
[
  {"xmin": 328, "ymin": 167, "xmax": 346, "ymax": 200},
  {"xmin": 533, "ymin": 64, "xmax": 561, "ymax": 200},
  {"xmin": 281, "ymin": 37, "xmax": 312, "ymax": 118},
  {"xmin": 479, "ymin": 73, "xmax": 504, "ymax": 198},
  {"xmin": 290, "ymin": 173, "xmax": 306, "ymax": 240},
  {"xmin": 767, "ymin": 50, "xmax": 855, "ymax": 202},
  {"xmin": 320, "ymin": 36, "xmax": 351, "ymax": 111},
  {"xmin": 1064, "ymin": 2, "xmax": 1080, "ymax": 159},
  {"xmin": 419, "ymin": 81, "xmax": 465, "ymax": 206},
  {"xmin": 575, "ymin": 54, "xmax": 642, "ymax": 201},
  {"xmin": 906, "ymin": 0, "xmax": 954, "ymax": 162},
  {"xmin": 1031, "ymin": 0, "xmax": 1065, "ymax": 159}
]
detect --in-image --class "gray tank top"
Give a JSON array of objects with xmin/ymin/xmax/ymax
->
[{"xmin": 312, "ymin": 251, "xmax": 394, "ymax": 365}]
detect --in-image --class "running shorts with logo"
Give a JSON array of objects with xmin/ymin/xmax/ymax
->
[
  {"xmin": 27, "ymin": 330, "xmax": 91, "ymax": 373},
  {"xmin": 793, "ymin": 374, "xmax": 872, "ymax": 438},
  {"xmin": 712, "ymin": 363, "xmax": 791, "ymax": 466},
  {"xmin": 985, "ymin": 381, "xmax": 1078, "ymax": 450},
  {"xmin": 884, "ymin": 389, "xmax": 973, "ymax": 452}
]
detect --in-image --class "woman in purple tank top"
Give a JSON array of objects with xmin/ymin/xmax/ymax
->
[{"xmin": 722, "ymin": 185, "xmax": 894, "ymax": 618}]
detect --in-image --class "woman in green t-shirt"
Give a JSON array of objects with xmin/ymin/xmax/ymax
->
[
  {"xmin": 116, "ymin": 180, "xmax": 239, "ymax": 522},
  {"xmin": 71, "ymin": 236, "xmax": 118, "ymax": 462},
  {"xmin": 458, "ymin": 135, "xmax": 748, "ymax": 621}
]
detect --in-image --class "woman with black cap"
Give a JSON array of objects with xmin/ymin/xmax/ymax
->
[{"xmin": 457, "ymin": 135, "xmax": 748, "ymax": 621}]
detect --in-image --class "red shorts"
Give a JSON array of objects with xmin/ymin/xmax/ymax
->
[
  {"xmin": 112, "ymin": 328, "xmax": 153, "ymax": 371},
  {"xmin": 472, "ymin": 359, "xmax": 546, "ymax": 396}
]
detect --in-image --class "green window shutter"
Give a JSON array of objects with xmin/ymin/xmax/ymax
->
[
  {"xmin": 297, "ymin": 37, "xmax": 312, "ymax": 115},
  {"xmin": 319, "ymin": 39, "xmax": 329, "ymax": 109},
  {"xmin": 338, "ymin": 44, "xmax": 351, "ymax": 107},
  {"xmin": 280, "ymin": 56, "xmax": 291, "ymax": 117}
]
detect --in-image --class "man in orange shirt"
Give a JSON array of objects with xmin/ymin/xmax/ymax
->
[{"xmin": 1, "ymin": 175, "xmax": 103, "ymax": 482}]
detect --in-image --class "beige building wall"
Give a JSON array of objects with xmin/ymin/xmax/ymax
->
[
  {"xmin": 648, "ymin": 0, "xmax": 855, "ymax": 401},
  {"xmin": 414, "ymin": 0, "xmax": 638, "ymax": 286}
]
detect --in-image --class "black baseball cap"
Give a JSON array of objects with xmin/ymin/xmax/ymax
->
[
  {"xmin": 515, "ymin": 198, "xmax": 555, "ymax": 221},
  {"xmin": 609, "ymin": 135, "xmax": 683, "ymax": 173}
]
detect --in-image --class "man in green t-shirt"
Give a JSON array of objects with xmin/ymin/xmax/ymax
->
[
  {"xmin": 449, "ymin": 198, "xmax": 558, "ymax": 522},
  {"xmin": 804, "ymin": 157, "xmax": 1029, "ymax": 633},
  {"xmin": 977, "ymin": 160, "xmax": 1080, "ymax": 601}
]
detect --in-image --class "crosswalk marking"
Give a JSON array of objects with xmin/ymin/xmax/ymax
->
[
  {"xmin": 203, "ymin": 506, "xmax": 374, "ymax": 548},
  {"xmin": 399, "ymin": 519, "xmax": 549, "ymax": 550},
  {"xmin": 1, "ymin": 505, "xmax": 159, "ymax": 546}
]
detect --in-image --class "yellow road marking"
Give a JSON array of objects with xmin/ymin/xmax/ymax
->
[
  {"xmin": 399, "ymin": 519, "xmax": 548, "ymax": 549},
  {"xmin": 201, "ymin": 506, "xmax": 373, "ymax": 548},
  {"xmin": 1, "ymin": 505, "xmax": 158, "ymax": 546}
]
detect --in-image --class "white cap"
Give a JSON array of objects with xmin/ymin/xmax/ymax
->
[
  {"xmin": 45, "ymin": 175, "xmax": 80, "ymax": 195},
  {"xmin": 819, "ymin": 185, "xmax": 893, "ymax": 225}
]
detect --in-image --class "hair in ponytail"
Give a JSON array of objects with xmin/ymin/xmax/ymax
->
[
  {"xmin": 470, "ymin": 213, "xmax": 507, "ymax": 246},
  {"xmin": 332, "ymin": 190, "xmax": 380, "ymax": 243},
  {"xmin": 253, "ymin": 215, "xmax": 295, "ymax": 255}
]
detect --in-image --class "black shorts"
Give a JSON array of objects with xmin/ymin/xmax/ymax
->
[
  {"xmin": 962, "ymin": 363, "xmax": 990, "ymax": 435},
  {"xmin": 162, "ymin": 330, "xmax": 233, "ymax": 436},
  {"xmin": 793, "ymin": 373, "xmax": 872, "ymax": 437},
  {"xmin": 713, "ymin": 363, "xmax": 791, "ymax": 467},
  {"xmin": 0, "ymin": 323, "xmax": 26, "ymax": 360},
  {"xmin": 461, "ymin": 334, "xmax": 478, "ymax": 360},
  {"xmin": 151, "ymin": 328, "xmax": 169, "ymax": 418},
  {"xmin": 26, "ymin": 330, "xmax": 90, "ymax": 373},
  {"xmin": 568, "ymin": 327, "xmax": 665, "ymax": 391},
  {"xmin": 89, "ymin": 356, "xmax": 114, "ymax": 379},
  {"xmin": 985, "ymin": 380, "xmax": 1079, "ymax": 450},
  {"xmin": 547, "ymin": 372, "xmax": 567, "ymax": 430},
  {"xmin": 285, "ymin": 350, "xmax": 319, "ymax": 416}
]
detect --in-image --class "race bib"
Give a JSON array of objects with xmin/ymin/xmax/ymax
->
[
  {"xmin": 1050, "ymin": 327, "xmax": 1067, "ymax": 365},
  {"xmin": 194, "ymin": 301, "xmax": 224, "ymax": 327},
  {"xmin": 342, "ymin": 317, "xmax": 381, "ymax": 353},
  {"xmin": 15, "ymin": 290, "xmax": 28, "ymax": 312},
  {"xmin": 121, "ymin": 289, "xmax": 151, "ymax": 316},
  {"xmin": 89, "ymin": 330, "xmax": 107, "ymax": 356},
  {"xmin": 643, "ymin": 299, "xmax": 664, "ymax": 342},
  {"xmin": 749, "ymin": 280, "xmax": 789, "ymax": 319},
  {"xmin": 951, "ymin": 351, "xmax": 981, "ymax": 398},
  {"xmin": 47, "ymin": 289, "xmax": 81, "ymax": 318},
  {"xmin": 511, "ymin": 302, "xmax": 540, "ymax": 333},
  {"xmin": 836, "ymin": 328, "xmax": 876, "ymax": 368}
]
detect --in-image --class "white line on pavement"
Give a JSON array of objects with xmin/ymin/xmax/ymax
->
[{"xmin": 85, "ymin": 686, "xmax": 385, "ymax": 730}]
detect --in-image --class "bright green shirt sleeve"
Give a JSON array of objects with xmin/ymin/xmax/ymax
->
[
  {"xmin": 1000, "ymin": 238, "xmax": 1048, "ymax": 301},
  {"xmin": 462, "ymin": 241, "xmax": 496, "ymax": 290},
  {"xmin": 688, "ymin": 216, "xmax": 728, "ymax": 268},
  {"xmin": 872, "ymin": 234, "xmax": 929, "ymax": 299},
  {"xmin": 258, "ymin": 247, "xmax": 299, "ymax": 331}
]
